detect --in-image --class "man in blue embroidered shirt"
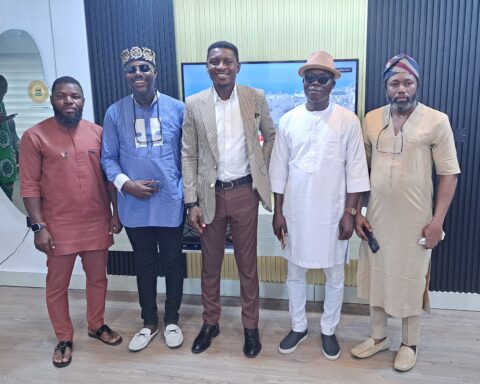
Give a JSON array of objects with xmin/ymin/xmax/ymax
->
[{"xmin": 101, "ymin": 46, "xmax": 185, "ymax": 352}]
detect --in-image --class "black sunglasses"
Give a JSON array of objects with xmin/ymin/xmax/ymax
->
[
  {"xmin": 304, "ymin": 73, "xmax": 333, "ymax": 85},
  {"xmin": 125, "ymin": 64, "xmax": 153, "ymax": 74}
]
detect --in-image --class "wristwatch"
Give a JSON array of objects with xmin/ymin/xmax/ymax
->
[
  {"xmin": 31, "ymin": 222, "xmax": 46, "ymax": 232},
  {"xmin": 185, "ymin": 202, "xmax": 198, "ymax": 214},
  {"xmin": 344, "ymin": 208, "xmax": 357, "ymax": 216}
]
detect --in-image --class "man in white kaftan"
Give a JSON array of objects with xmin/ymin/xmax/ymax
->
[{"xmin": 269, "ymin": 51, "xmax": 370, "ymax": 360}]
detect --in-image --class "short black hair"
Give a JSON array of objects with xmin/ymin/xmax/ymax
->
[
  {"xmin": 0, "ymin": 75, "xmax": 7, "ymax": 93},
  {"xmin": 51, "ymin": 76, "xmax": 84, "ymax": 95},
  {"xmin": 207, "ymin": 41, "xmax": 239, "ymax": 62}
]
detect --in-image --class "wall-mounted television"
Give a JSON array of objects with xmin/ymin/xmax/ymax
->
[{"xmin": 181, "ymin": 59, "xmax": 359, "ymax": 126}]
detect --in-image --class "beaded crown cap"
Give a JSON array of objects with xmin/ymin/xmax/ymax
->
[{"xmin": 120, "ymin": 46, "xmax": 156, "ymax": 67}]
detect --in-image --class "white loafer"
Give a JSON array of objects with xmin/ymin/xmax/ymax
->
[
  {"xmin": 393, "ymin": 345, "xmax": 417, "ymax": 372},
  {"xmin": 164, "ymin": 324, "xmax": 184, "ymax": 348},
  {"xmin": 351, "ymin": 337, "xmax": 390, "ymax": 359},
  {"xmin": 128, "ymin": 328, "xmax": 158, "ymax": 352}
]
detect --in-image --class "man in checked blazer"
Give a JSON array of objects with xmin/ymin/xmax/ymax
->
[{"xmin": 182, "ymin": 41, "xmax": 275, "ymax": 358}]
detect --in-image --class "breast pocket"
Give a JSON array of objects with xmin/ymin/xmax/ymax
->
[
  {"xmin": 87, "ymin": 148, "xmax": 101, "ymax": 167},
  {"xmin": 319, "ymin": 138, "xmax": 342, "ymax": 159},
  {"xmin": 402, "ymin": 136, "xmax": 430, "ymax": 178},
  {"xmin": 88, "ymin": 148, "xmax": 100, "ymax": 158},
  {"xmin": 147, "ymin": 131, "xmax": 174, "ymax": 159}
]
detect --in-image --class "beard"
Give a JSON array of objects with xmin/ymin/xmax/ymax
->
[
  {"xmin": 388, "ymin": 93, "xmax": 418, "ymax": 113},
  {"xmin": 53, "ymin": 106, "xmax": 83, "ymax": 128}
]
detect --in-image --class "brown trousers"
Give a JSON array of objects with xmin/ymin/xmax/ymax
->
[
  {"xmin": 200, "ymin": 183, "xmax": 260, "ymax": 329},
  {"xmin": 46, "ymin": 249, "xmax": 108, "ymax": 341}
]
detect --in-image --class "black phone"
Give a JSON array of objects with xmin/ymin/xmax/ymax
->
[
  {"xmin": 147, "ymin": 181, "xmax": 161, "ymax": 189},
  {"xmin": 365, "ymin": 230, "xmax": 380, "ymax": 253}
]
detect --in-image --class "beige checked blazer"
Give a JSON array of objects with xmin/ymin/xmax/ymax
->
[{"xmin": 181, "ymin": 85, "xmax": 276, "ymax": 224}]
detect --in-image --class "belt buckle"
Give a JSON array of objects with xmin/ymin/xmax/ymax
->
[{"xmin": 223, "ymin": 181, "xmax": 234, "ymax": 189}]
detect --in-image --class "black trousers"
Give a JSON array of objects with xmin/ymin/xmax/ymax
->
[{"xmin": 125, "ymin": 225, "xmax": 185, "ymax": 326}]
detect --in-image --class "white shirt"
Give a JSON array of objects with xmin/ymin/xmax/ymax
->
[
  {"xmin": 269, "ymin": 103, "xmax": 370, "ymax": 268},
  {"xmin": 213, "ymin": 86, "xmax": 250, "ymax": 181}
]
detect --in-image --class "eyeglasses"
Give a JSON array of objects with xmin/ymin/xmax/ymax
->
[
  {"xmin": 132, "ymin": 93, "xmax": 163, "ymax": 144},
  {"xmin": 375, "ymin": 115, "xmax": 404, "ymax": 154},
  {"xmin": 303, "ymin": 73, "xmax": 333, "ymax": 85},
  {"xmin": 125, "ymin": 63, "xmax": 154, "ymax": 74}
]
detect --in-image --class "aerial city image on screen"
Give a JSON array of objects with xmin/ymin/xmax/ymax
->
[{"xmin": 182, "ymin": 60, "xmax": 358, "ymax": 127}]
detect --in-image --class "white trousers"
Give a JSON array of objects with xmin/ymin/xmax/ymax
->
[{"xmin": 286, "ymin": 261, "xmax": 344, "ymax": 336}]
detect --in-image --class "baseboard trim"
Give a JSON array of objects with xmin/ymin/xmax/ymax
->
[{"xmin": 1, "ymin": 271, "xmax": 478, "ymax": 310}]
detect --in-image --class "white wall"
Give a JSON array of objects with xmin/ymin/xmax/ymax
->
[
  {"xmin": 0, "ymin": 0, "xmax": 94, "ymax": 121},
  {"xmin": 0, "ymin": 0, "xmax": 95, "ymax": 277}
]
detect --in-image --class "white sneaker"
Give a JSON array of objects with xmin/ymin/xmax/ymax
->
[
  {"xmin": 164, "ymin": 324, "xmax": 184, "ymax": 348},
  {"xmin": 128, "ymin": 328, "xmax": 158, "ymax": 352}
]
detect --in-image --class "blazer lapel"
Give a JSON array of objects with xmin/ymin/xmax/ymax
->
[{"xmin": 198, "ymin": 89, "xmax": 219, "ymax": 163}]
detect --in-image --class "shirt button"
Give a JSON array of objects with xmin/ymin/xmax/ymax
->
[
  {"xmin": 210, "ymin": 183, "xmax": 215, "ymax": 188},
  {"xmin": 214, "ymin": 165, "xmax": 217, "ymax": 169}
]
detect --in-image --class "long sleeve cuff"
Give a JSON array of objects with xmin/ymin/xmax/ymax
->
[{"xmin": 114, "ymin": 173, "xmax": 130, "ymax": 192}]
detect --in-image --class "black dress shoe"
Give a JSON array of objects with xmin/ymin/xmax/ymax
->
[
  {"xmin": 191, "ymin": 323, "xmax": 219, "ymax": 354},
  {"xmin": 243, "ymin": 328, "xmax": 262, "ymax": 358}
]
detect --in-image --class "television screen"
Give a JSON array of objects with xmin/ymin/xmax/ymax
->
[{"xmin": 181, "ymin": 59, "xmax": 359, "ymax": 126}]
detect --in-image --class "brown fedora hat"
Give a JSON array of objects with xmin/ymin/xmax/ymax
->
[{"xmin": 298, "ymin": 51, "xmax": 341, "ymax": 79}]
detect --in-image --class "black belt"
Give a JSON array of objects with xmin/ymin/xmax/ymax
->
[{"xmin": 216, "ymin": 174, "xmax": 252, "ymax": 189}]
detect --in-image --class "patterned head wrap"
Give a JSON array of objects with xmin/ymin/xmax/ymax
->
[
  {"xmin": 120, "ymin": 46, "xmax": 156, "ymax": 68},
  {"xmin": 383, "ymin": 54, "xmax": 419, "ymax": 82}
]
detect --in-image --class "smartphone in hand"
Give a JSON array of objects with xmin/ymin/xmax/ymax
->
[
  {"xmin": 147, "ymin": 181, "xmax": 161, "ymax": 189},
  {"xmin": 365, "ymin": 230, "xmax": 380, "ymax": 253},
  {"xmin": 280, "ymin": 228, "xmax": 287, "ymax": 250},
  {"xmin": 0, "ymin": 113, "xmax": 17, "ymax": 123}
]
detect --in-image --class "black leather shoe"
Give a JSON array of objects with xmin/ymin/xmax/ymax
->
[
  {"xmin": 243, "ymin": 328, "xmax": 262, "ymax": 358},
  {"xmin": 191, "ymin": 323, "xmax": 219, "ymax": 354}
]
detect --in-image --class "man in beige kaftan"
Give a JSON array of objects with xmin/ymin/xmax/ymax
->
[{"xmin": 351, "ymin": 54, "xmax": 460, "ymax": 372}]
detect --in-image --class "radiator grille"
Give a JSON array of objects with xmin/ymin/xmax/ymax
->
[{"xmin": 109, "ymin": 251, "xmax": 358, "ymax": 286}]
